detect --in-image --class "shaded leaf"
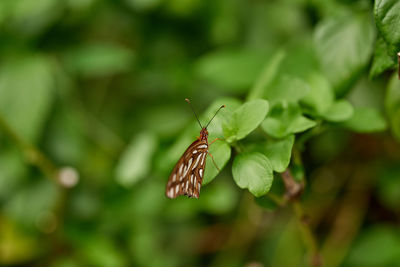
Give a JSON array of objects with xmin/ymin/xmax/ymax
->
[
  {"xmin": 370, "ymin": 36, "xmax": 397, "ymax": 78},
  {"xmin": 314, "ymin": 14, "xmax": 375, "ymax": 95},
  {"xmin": 374, "ymin": 0, "xmax": 400, "ymax": 46},
  {"xmin": 342, "ymin": 107, "xmax": 387, "ymax": 132},
  {"xmin": 377, "ymin": 166, "xmax": 400, "ymax": 210},
  {"xmin": 255, "ymin": 195, "xmax": 278, "ymax": 210}
]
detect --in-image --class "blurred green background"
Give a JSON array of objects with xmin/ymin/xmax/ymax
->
[{"xmin": 1, "ymin": 0, "xmax": 400, "ymax": 266}]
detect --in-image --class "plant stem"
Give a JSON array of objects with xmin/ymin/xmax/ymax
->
[
  {"xmin": 267, "ymin": 192, "xmax": 286, "ymax": 206},
  {"xmin": 0, "ymin": 113, "xmax": 59, "ymax": 181},
  {"xmin": 321, "ymin": 167, "xmax": 371, "ymax": 267},
  {"xmin": 293, "ymin": 200, "xmax": 322, "ymax": 267},
  {"xmin": 281, "ymin": 169, "xmax": 322, "ymax": 267}
]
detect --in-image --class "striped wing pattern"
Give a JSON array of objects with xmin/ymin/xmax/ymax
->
[{"xmin": 166, "ymin": 139, "xmax": 208, "ymax": 199}]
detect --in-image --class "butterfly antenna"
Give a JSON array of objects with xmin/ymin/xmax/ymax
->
[
  {"xmin": 205, "ymin": 105, "xmax": 226, "ymax": 128},
  {"xmin": 185, "ymin": 98, "xmax": 203, "ymax": 129}
]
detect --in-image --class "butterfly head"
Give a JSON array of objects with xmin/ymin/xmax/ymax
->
[
  {"xmin": 185, "ymin": 98, "xmax": 225, "ymax": 141},
  {"xmin": 200, "ymin": 128, "xmax": 209, "ymax": 140}
]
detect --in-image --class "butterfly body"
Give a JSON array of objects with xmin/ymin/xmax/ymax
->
[{"xmin": 166, "ymin": 128, "xmax": 209, "ymax": 199}]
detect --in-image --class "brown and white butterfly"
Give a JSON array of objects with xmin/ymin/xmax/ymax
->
[{"xmin": 165, "ymin": 99, "xmax": 225, "ymax": 199}]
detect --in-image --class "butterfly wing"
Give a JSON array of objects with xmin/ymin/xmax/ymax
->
[{"xmin": 166, "ymin": 139, "xmax": 208, "ymax": 199}]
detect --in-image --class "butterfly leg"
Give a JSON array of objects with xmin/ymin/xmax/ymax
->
[
  {"xmin": 208, "ymin": 152, "xmax": 220, "ymax": 171},
  {"xmin": 209, "ymin": 138, "xmax": 225, "ymax": 145}
]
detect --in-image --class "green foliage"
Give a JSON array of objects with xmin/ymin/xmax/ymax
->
[
  {"xmin": 202, "ymin": 140, "xmax": 231, "ymax": 185},
  {"xmin": 232, "ymin": 152, "xmax": 273, "ymax": 197},
  {"xmin": 224, "ymin": 99, "xmax": 269, "ymax": 142},
  {"xmin": 195, "ymin": 49, "xmax": 269, "ymax": 92},
  {"xmin": 261, "ymin": 103, "xmax": 317, "ymax": 139},
  {"xmin": 345, "ymin": 226, "xmax": 400, "ymax": 266},
  {"xmin": 385, "ymin": 75, "xmax": 400, "ymax": 141},
  {"xmin": 0, "ymin": 54, "xmax": 54, "ymax": 142},
  {"xmin": 372, "ymin": 0, "xmax": 400, "ymax": 77},
  {"xmin": 248, "ymin": 50, "xmax": 286, "ymax": 101},
  {"xmin": 370, "ymin": 36, "xmax": 397, "ymax": 78},
  {"xmin": 0, "ymin": 0, "xmax": 399, "ymax": 266},
  {"xmin": 374, "ymin": 0, "xmax": 400, "ymax": 46},
  {"xmin": 115, "ymin": 132, "xmax": 157, "ymax": 187},
  {"xmin": 64, "ymin": 43, "xmax": 135, "ymax": 77},
  {"xmin": 342, "ymin": 107, "xmax": 387, "ymax": 132},
  {"xmin": 264, "ymin": 135, "xmax": 295, "ymax": 173},
  {"xmin": 314, "ymin": 13, "xmax": 375, "ymax": 96},
  {"xmin": 322, "ymin": 100, "xmax": 354, "ymax": 122},
  {"xmin": 301, "ymin": 72, "xmax": 334, "ymax": 115}
]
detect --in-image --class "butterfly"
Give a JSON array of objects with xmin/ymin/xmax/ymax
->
[{"xmin": 165, "ymin": 99, "xmax": 225, "ymax": 199}]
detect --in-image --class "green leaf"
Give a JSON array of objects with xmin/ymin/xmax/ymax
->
[
  {"xmin": 115, "ymin": 132, "xmax": 157, "ymax": 187},
  {"xmin": 232, "ymin": 152, "xmax": 273, "ymax": 197},
  {"xmin": 261, "ymin": 103, "xmax": 317, "ymax": 138},
  {"xmin": 370, "ymin": 36, "xmax": 397, "ymax": 78},
  {"xmin": 247, "ymin": 50, "xmax": 286, "ymax": 101},
  {"xmin": 224, "ymin": 99, "xmax": 269, "ymax": 142},
  {"xmin": 301, "ymin": 72, "xmax": 334, "ymax": 114},
  {"xmin": 385, "ymin": 74, "xmax": 400, "ymax": 141},
  {"xmin": 264, "ymin": 135, "xmax": 295, "ymax": 173},
  {"xmin": 314, "ymin": 14, "xmax": 375, "ymax": 96},
  {"xmin": 194, "ymin": 49, "xmax": 269, "ymax": 92},
  {"xmin": 264, "ymin": 75, "xmax": 310, "ymax": 105},
  {"xmin": 342, "ymin": 107, "xmax": 387, "ymax": 133},
  {"xmin": 374, "ymin": 0, "xmax": 400, "ymax": 46},
  {"xmin": 0, "ymin": 54, "xmax": 54, "ymax": 142},
  {"xmin": 201, "ymin": 97, "xmax": 242, "ymax": 141},
  {"xmin": 64, "ymin": 43, "xmax": 135, "ymax": 77},
  {"xmin": 203, "ymin": 141, "xmax": 231, "ymax": 185},
  {"xmin": 290, "ymin": 116, "xmax": 317, "ymax": 132},
  {"xmin": 345, "ymin": 226, "xmax": 400, "ymax": 266},
  {"xmin": 321, "ymin": 99, "xmax": 354, "ymax": 122}
]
